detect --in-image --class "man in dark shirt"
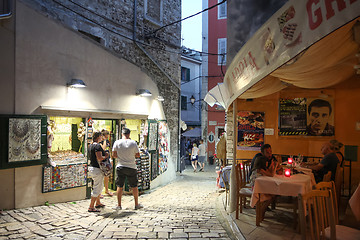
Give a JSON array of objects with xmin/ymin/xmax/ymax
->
[
  {"xmin": 250, "ymin": 144, "xmax": 281, "ymax": 174},
  {"xmin": 302, "ymin": 142, "xmax": 339, "ymax": 183}
]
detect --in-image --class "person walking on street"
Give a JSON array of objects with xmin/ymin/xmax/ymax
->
[
  {"xmin": 191, "ymin": 143, "xmax": 199, "ymax": 172},
  {"xmin": 198, "ymin": 139, "xmax": 206, "ymax": 172},
  {"xmin": 112, "ymin": 128, "xmax": 143, "ymax": 210},
  {"xmin": 88, "ymin": 131, "xmax": 108, "ymax": 212}
]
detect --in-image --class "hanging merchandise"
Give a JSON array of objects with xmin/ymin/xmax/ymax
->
[{"xmin": 158, "ymin": 121, "xmax": 169, "ymax": 174}]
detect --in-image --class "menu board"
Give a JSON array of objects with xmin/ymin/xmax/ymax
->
[
  {"xmin": 279, "ymin": 98, "xmax": 307, "ymax": 135},
  {"xmin": 237, "ymin": 111, "xmax": 264, "ymax": 151}
]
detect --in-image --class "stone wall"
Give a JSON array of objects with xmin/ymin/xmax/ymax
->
[{"xmin": 20, "ymin": 0, "xmax": 181, "ymax": 162}]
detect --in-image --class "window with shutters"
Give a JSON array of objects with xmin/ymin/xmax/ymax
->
[
  {"xmin": 218, "ymin": 38, "xmax": 226, "ymax": 65},
  {"xmin": 181, "ymin": 96, "xmax": 187, "ymax": 110},
  {"xmin": 181, "ymin": 67, "xmax": 190, "ymax": 82},
  {"xmin": 218, "ymin": 0, "xmax": 226, "ymax": 19},
  {"xmin": 145, "ymin": 0, "xmax": 163, "ymax": 26}
]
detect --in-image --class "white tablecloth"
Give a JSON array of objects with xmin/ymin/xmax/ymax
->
[{"xmin": 250, "ymin": 173, "xmax": 313, "ymax": 207}]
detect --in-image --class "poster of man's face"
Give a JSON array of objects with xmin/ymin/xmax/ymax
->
[{"xmin": 306, "ymin": 98, "xmax": 334, "ymax": 136}]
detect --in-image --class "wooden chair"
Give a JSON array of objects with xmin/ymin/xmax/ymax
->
[
  {"xmin": 242, "ymin": 160, "xmax": 252, "ymax": 188},
  {"xmin": 220, "ymin": 168, "xmax": 230, "ymax": 209},
  {"xmin": 235, "ymin": 163, "xmax": 252, "ymax": 219},
  {"xmin": 334, "ymin": 163, "xmax": 343, "ymax": 213},
  {"xmin": 298, "ymin": 189, "xmax": 360, "ymax": 240},
  {"xmin": 315, "ymin": 181, "xmax": 338, "ymax": 224},
  {"xmin": 322, "ymin": 171, "xmax": 332, "ymax": 182}
]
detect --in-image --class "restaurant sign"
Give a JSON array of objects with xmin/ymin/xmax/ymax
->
[{"xmin": 221, "ymin": 0, "xmax": 360, "ymax": 109}]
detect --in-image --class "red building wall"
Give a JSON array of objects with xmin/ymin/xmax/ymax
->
[{"xmin": 206, "ymin": 0, "xmax": 227, "ymax": 157}]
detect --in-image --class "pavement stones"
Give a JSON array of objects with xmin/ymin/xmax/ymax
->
[{"xmin": 0, "ymin": 165, "xmax": 234, "ymax": 239}]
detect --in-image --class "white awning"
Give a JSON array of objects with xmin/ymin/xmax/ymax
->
[{"xmin": 204, "ymin": 0, "xmax": 360, "ymax": 109}]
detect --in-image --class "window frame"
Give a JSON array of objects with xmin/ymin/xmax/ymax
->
[
  {"xmin": 218, "ymin": 38, "xmax": 227, "ymax": 66},
  {"xmin": 181, "ymin": 96, "xmax": 188, "ymax": 110},
  {"xmin": 181, "ymin": 67, "xmax": 191, "ymax": 82},
  {"xmin": 217, "ymin": 0, "xmax": 227, "ymax": 19},
  {"xmin": 144, "ymin": 0, "xmax": 163, "ymax": 26}
]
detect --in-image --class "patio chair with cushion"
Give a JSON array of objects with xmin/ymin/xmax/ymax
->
[{"xmin": 235, "ymin": 163, "xmax": 252, "ymax": 219}]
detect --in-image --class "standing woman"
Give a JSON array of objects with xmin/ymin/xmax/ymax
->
[
  {"xmin": 101, "ymin": 129, "xmax": 113, "ymax": 196},
  {"xmin": 191, "ymin": 143, "xmax": 199, "ymax": 172},
  {"xmin": 88, "ymin": 131, "xmax": 109, "ymax": 212}
]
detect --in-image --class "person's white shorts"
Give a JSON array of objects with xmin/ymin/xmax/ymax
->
[{"xmin": 88, "ymin": 166, "xmax": 104, "ymax": 197}]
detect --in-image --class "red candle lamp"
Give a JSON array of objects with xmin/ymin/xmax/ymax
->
[
  {"xmin": 288, "ymin": 157, "xmax": 293, "ymax": 164},
  {"xmin": 284, "ymin": 168, "xmax": 291, "ymax": 177}
]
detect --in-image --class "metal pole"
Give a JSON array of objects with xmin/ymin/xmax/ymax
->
[{"xmin": 229, "ymin": 100, "xmax": 237, "ymax": 212}]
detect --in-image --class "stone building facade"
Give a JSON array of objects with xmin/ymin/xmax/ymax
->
[{"xmin": 22, "ymin": 0, "xmax": 181, "ymax": 164}]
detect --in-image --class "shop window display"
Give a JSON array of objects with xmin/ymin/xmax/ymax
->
[{"xmin": 42, "ymin": 116, "xmax": 87, "ymax": 193}]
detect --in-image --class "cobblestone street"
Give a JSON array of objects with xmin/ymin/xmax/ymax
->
[{"xmin": 0, "ymin": 165, "xmax": 233, "ymax": 239}]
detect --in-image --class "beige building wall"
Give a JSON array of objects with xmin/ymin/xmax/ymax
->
[{"xmin": 0, "ymin": 2, "xmax": 174, "ymax": 209}]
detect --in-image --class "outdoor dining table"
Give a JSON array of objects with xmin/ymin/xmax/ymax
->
[{"xmin": 250, "ymin": 172, "xmax": 314, "ymax": 226}]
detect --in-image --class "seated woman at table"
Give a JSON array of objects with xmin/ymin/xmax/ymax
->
[
  {"xmin": 249, "ymin": 156, "xmax": 278, "ymax": 188},
  {"xmin": 250, "ymin": 144, "xmax": 283, "ymax": 176},
  {"xmin": 250, "ymin": 156, "xmax": 277, "ymax": 219}
]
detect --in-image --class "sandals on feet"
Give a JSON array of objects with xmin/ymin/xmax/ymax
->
[
  {"xmin": 95, "ymin": 204, "xmax": 105, "ymax": 208},
  {"xmin": 106, "ymin": 192, "xmax": 114, "ymax": 196},
  {"xmin": 88, "ymin": 208, "xmax": 100, "ymax": 212}
]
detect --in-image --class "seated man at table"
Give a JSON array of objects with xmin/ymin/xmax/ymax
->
[
  {"xmin": 301, "ymin": 142, "xmax": 339, "ymax": 183},
  {"xmin": 250, "ymin": 144, "xmax": 282, "ymax": 176}
]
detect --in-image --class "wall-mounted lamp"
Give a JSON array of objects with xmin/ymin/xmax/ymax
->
[
  {"xmin": 136, "ymin": 89, "xmax": 152, "ymax": 97},
  {"xmin": 67, "ymin": 79, "xmax": 86, "ymax": 88},
  {"xmin": 157, "ymin": 96, "xmax": 165, "ymax": 101},
  {"xmin": 190, "ymin": 95, "xmax": 196, "ymax": 104}
]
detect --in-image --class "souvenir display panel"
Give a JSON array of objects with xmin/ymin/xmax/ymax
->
[
  {"xmin": 9, "ymin": 118, "xmax": 41, "ymax": 162},
  {"xmin": 0, "ymin": 115, "xmax": 47, "ymax": 169},
  {"xmin": 136, "ymin": 152, "xmax": 150, "ymax": 191},
  {"xmin": 43, "ymin": 162, "xmax": 87, "ymax": 192},
  {"xmin": 158, "ymin": 121, "xmax": 169, "ymax": 174}
]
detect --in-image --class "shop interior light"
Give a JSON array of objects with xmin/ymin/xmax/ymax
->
[
  {"xmin": 136, "ymin": 89, "xmax": 152, "ymax": 97},
  {"xmin": 157, "ymin": 96, "xmax": 165, "ymax": 101},
  {"xmin": 67, "ymin": 79, "xmax": 87, "ymax": 88}
]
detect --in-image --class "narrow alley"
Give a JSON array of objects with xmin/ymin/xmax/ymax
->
[{"xmin": 0, "ymin": 164, "xmax": 234, "ymax": 239}]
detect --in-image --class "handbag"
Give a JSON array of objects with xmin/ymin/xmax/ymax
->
[{"xmin": 99, "ymin": 158, "xmax": 112, "ymax": 176}]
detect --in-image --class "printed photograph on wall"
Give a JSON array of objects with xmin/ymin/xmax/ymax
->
[
  {"xmin": 148, "ymin": 122, "xmax": 158, "ymax": 151},
  {"xmin": 237, "ymin": 111, "xmax": 265, "ymax": 151},
  {"xmin": 8, "ymin": 118, "xmax": 41, "ymax": 162},
  {"xmin": 279, "ymin": 98, "xmax": 307, "ymax": 135},
  {"xmin": 306, "ymin": 98, "xmax": 334, "ymax": 136}
]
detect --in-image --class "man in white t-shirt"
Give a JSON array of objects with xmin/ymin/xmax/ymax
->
[
  {"xmin": 198, "ymin": 139, "xmax": 206, "ymax": 172},
  {"xmin": 112, "ymin": 128, "xmax": 143, "ymax": 210}
]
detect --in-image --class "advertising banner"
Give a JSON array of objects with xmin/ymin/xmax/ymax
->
[{"xmin": 237, "ymin": 111, "xmax": 264, "ymax": 151}]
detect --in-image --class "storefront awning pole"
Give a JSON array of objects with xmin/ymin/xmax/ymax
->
[{"xmin": 229, "ymin": 100, "xmax": 237, "ymax": 213}]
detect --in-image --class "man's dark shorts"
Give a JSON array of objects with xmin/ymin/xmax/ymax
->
[{"xmin": 116, "ymin": 166, "xmax": 138, "ymax": 188}]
